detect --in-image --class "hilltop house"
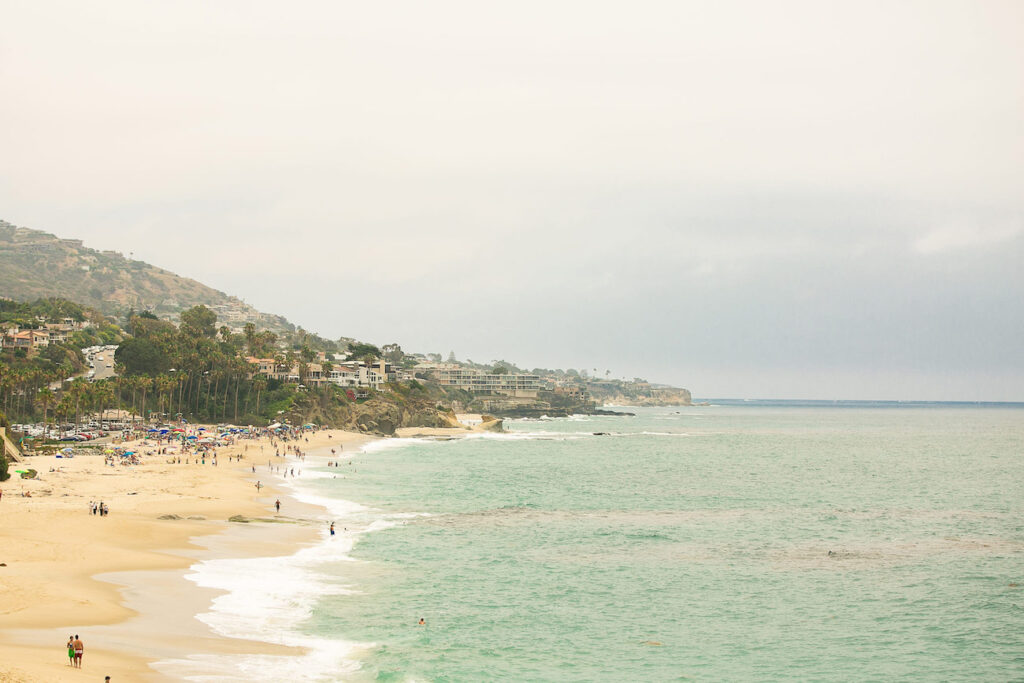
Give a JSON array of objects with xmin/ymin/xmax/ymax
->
[
  {"xmin": 246, "ymin": 356, "xmax": 395, "ymax": 390},
  {"xmin": 1, "ymin": 317, "xmax": 87, "ymax": 350}
]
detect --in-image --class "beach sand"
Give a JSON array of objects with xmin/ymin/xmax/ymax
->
[{"xmin": 0, "ymin": 428, "xmax": 374, "ymax": 682}]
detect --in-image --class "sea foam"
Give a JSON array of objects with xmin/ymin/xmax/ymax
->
[{"xmin": 153, "ymin": 469, "xmax": 395, "ymax": 681}]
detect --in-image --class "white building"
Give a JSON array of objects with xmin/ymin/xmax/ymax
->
[{"xmin": 424, "ymin": 364, "xmax": 541, "ymax": 398}]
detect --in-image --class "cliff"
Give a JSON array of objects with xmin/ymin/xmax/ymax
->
[
  {"xmin": 279, "ymin": 390, "xmax": 449, "ymax": 436},
  {"xmin": 601, "ymin": 387, "xmax": 693, "ymax": 407}
]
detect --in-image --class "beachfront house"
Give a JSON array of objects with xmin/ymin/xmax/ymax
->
[{"xmin": 421, "ymin": 364, "xmax": 542, "ymax": 398}]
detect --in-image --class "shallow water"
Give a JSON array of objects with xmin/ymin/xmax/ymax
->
[{"xmin": 198, "ymin": 403, "xmax": 1024, "ymax": 681}]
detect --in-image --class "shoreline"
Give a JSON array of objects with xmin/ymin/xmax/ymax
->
[{"xmin": 0, "ymin": 428, "xmax": 376, "ymax": 682}]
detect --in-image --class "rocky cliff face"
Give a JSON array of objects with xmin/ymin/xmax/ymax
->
[
  {"xmin": 603, "ymin": 387, "xmax": 693, "ymax": 407},
  {"xmin": 281, "ymin": 391, "xmax": 448, "ymax": 436}
]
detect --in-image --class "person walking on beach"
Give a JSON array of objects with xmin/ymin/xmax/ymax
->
[
  {"xmin": 275, "ymin": 499, "xmax": 281, "ymax": 512},
  {"xmin": 72, "ymin": 634, "xmax": 84, "ymax": 668},
  {"xmin": 66, "ymin": 635, "xmax": 74, "ymax": 665},
  {"xmin": 329, "ymin": 522, "xmax": 335, "ymax": 536}
]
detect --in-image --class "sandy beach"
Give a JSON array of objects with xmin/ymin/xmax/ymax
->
[{"xmin": 0, "ymin": 428, "xmax": 374, "ymax": 682}]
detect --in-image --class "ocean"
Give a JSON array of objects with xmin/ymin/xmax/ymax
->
[{"xmin": 178, "ymin": 402, "xmax": 1024, "ymax": 681}]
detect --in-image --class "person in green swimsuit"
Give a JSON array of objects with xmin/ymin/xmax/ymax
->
[{"xmin": 67, "ymin": 636, "xmax": 74, "ymax": 666}]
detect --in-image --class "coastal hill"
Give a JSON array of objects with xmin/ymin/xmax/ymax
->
[{"xmin": 0, "ymin": 219, "xmax": 293, "ymax": 333}]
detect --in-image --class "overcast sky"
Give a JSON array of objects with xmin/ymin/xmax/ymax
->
[{"xmin": 2, "ymin": 1, "xmax": 1022, "ymax": 400}]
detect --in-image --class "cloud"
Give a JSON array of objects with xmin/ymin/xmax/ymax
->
[
  {"xmin": 2, "ymin": 0, "xmax": 1023, "ymax": 399},
  {"xmin": 913, "ymin": 222, "xmax": 1022, "ymax": 255}
]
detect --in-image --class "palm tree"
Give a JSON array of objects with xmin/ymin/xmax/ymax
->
[
  {"xmin": 68, "ymin": 377, "xmax": 88, "ymax": 430},
  {"xmin": 139, "ymin": 376, "xmax": 152, "ymax": 425},
  {"xmin": 175, "ymin": 371, "xmax": 188, "ymax": 419},
  {"xmin": 252, "ymin": 377, "xmax": 267, "ymax": 420},
  {"xmin": 93, "ymin": 380, "xmax": 115, "ymax": 425},
  {"xmin": 155, "ymin": 375, "xmax": 174, "ymax": 418},
  {"xmin": 55, "ymin": 395, "xmax": 73, "ymax": 437},
  {"xmin": 243, "ymin": 323, "xmax": 257, "ymax": 355},
  {"xmin": 36, "ymin": 387, "xmax": 56, "ymax": 430}
]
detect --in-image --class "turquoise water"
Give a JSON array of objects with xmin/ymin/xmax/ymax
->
[{"xmin": 299, "ymin": 404, "xmax": 1024, "ymax": 681}]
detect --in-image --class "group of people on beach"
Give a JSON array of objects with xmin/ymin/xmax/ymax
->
[
  {"xmin": 65, "ymin": 635, "xmax": 83, "ymax": 667},
  {"xmin": 64, "ymin": 634, "xmax": 112, "ymax": 681},
  {"xmin": 89, "ymin": 500, "xmax": 109, "ymax": 516}
]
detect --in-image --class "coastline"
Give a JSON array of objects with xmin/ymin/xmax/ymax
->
[{"xmin": 0, "ymin": 428, "xmax": 376, "ymax": 682}]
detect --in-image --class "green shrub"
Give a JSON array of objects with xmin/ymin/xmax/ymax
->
[{"xmin": 0, "ymin": 453, "xmax": 9, "ymax": 482}]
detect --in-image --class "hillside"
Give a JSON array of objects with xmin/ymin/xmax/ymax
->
[{"xmin": 0, "ymin": 219, "xmax": 293, "ymax": 333}]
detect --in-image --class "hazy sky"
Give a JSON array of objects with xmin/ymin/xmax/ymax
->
[{"xmin": 2, "ymin": 1, "xmax": 1022, "ymax": 400}]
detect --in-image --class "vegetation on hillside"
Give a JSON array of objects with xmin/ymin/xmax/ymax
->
[
  {"xmin": 1, "ymin": 298, "xmax": 447, "ymax": 436},
  {"xmin": 0, "ymin": 219, "xmax": 293, "ymax": 333}
]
